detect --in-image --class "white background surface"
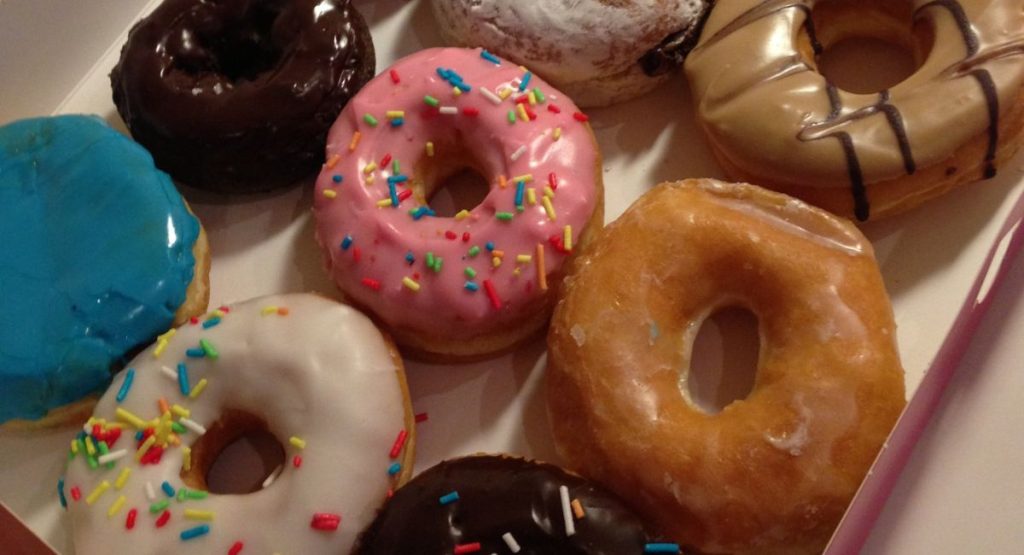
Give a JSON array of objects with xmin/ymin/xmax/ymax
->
[{"xmin": 1, "ymin": 0, "xmax": 1023, "ymax": 553}]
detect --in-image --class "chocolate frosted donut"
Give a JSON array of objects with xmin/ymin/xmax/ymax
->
[
  {"xmin": 355, "ymin": 456, "xmax": 671, "ymax": 554},
  {"xmin": 111, "ymin": 0, "xmax": 374, "ymax": 192}
]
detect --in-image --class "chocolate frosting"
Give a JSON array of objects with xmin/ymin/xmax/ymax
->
[
  {"xmin": 639, "ymin": 1, "xmax": 715, "ymax": 77},
  {"xmin": 111, "ymin": 0, "xmax": 374, "ymax": 192},
  {"xmin": 355, "ymin": 456, "xmax": 661, "ymax": 555}
]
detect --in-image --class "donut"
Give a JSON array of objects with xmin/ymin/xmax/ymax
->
[
  {"xmin": 685, "ymin": 0, "xmax": 1024, "ymax": 221},
  {"xmin": 111, "ymin": 0, "xmax": 375, "ymax": 192},
  {"xmin": 0, "ymin": 115, "xmax": 209, "ymax": 430},
  {"xmin": 312, "ymin": 47, "xmax": 604, "ymax": 360},
  {"xmin": 431, "ymin": 0, "xmax": 713, "ymax": 107},
  {"xmin": 355, "ymin": 455, "xmax": 680, "ymax": 554},
  {"xmin": 61, "ymin": 293, "xmax": 415, "ymax": 554},
  {"xmin": 547, "ymin": 180, "xmax": 906, "ymax": 554}
]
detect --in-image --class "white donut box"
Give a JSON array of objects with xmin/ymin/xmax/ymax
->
[{"xmin": 2, "ymin": 0, "xmax": 1024, "ymax": 553}]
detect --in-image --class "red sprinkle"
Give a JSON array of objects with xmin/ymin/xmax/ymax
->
[
  {"xmin": 398, "ymin": 189, "xmax": 413, "ymax": 201},
  {"xmin": 525, "ymin": 105, "xmax": 538, "ymax": 120},
  {"xmin": 190, "ymin": 316, "xmax": 199, "ymax": 325},
  {"xmin": 126, "ymin": 508, "xmax": 137, "ymax": 530},
  {"xmin": 389, "ymin": 429, "xmax": 408, "ymax": 459},
  {"xmin": 353, "ymin": 246, "xmax": 362, "ymax": 263},
  {"xmin": 155, "ymin": 509, "xmax": 171, "ymax": 528},
  {"xmin": 380, "ymin": 153, "xmax": 392, "ymax": 167},
  {"xmin": 444, "ymin": 230, "xmax": 458, "ymax": 241},
  {"xmin": 462, "ymin": 232, "xmax": 471, "ymax": 243},
  {"xmin": 70, "ymin": 487, "xmax": 81, "ymax": 501},
  {"xmin": 572, "ymin": 111, "xmax": 590, "ymax": 122},
  {"xmin": 278, "ymin": 307, "xmax": 290, "ymax": 316},
  {"xmin": 228, "ymin": 541, "xmax": 244, "ymax": 555},
  {"xmin": 514, "ymin": 95, "xmax": 530, "ymax": 104},
  {"xmin": 415, "ymin": 412, "xmax": 429, "ymax": 423},
  {"xmin": 311, "ymin": 513, "xmax": 342, "ymax": 531},
  {"xmin": 293, "ymin": 455, "xmax": 303, "ymax": 468},
  {"xmin": 548, "ymin": 172, "xmax": 559, "ymax": 190},
  {"xmin": 454, "ymin": 543, "xmax": 482, "ymax": 554},
  {"xmin": 549, "ymin": 234, "xmax": 570, "ymax": 254},
  {"xmin": 219, "ymin": 306, "xmax": 231, "ymax": 313},
  {"xmin": 389, "ymin": 69, "xmax": 400, "ymax": 84},
  {"xmin": 483, "ymin": 279, "xmax": 502, "ymax": 310},
  {"xmin": 547, "ymin": 104, "xmax": 561, "ymax": 114},
  {"xmin": 462, "ymin": 106, "xmax": 480, "ymax": 117},
  {"xmin": 92, "ymin": 424, "xmax": 102, "ymax": 438},
  {"xmin": 361, "ymin": 277, "xmax": 382, "ymax": 291}
]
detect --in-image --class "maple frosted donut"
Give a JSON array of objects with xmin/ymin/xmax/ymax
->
[
  {"xmin": 547, "ymin": 180, "xmax": 906, "ymax": 554},
  {"xmin": 313, "ymin": 47, "xmax": 603, "ymax": 360},
  {"xmin": 431, "ymin": 0, "xmax": 713, "ymax": 107},
  {"xmin": 62, "ymin": 294, "xmax": 415, "ymax": 554},
  {"xmin": 685, "ymin": 0, "xmax": 1024, "ymax": 221}
]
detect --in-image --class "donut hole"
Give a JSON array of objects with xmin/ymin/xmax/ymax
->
[
  {"xmin": 175, "ymin": 1, "xmax": 287, "ymax": 83},
  {"xmin": 180, "ymin": 409, "xmax": 286, "ymax": 494},
  {"xmin": 807, "ymin": 0, "xmax": 934, "ymax": 94},
  {"xmin": 684, "ymin": 306, "xmax": 760, "ymax": 414},
  {"xmin": 413, "ymin": 146, "xmax": 492, "ymax": 218}
]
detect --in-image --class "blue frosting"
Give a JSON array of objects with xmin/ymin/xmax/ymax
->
[{"xmin": 0, "ymin": 115, "xmax": 199, "ymax": 423}]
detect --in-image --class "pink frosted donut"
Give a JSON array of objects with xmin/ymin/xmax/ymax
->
[{"xmin": 313, "ymin": 47, "xmax": 603, "ymax": 360}]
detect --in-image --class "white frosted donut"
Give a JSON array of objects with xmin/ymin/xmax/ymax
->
[
  {"xmin": 431, "ymin": 0, "xmax": 712, "ymax": 107},
  {"xmin": 62, "ymin": 294, "xmax": 414, "ymax": 554}
]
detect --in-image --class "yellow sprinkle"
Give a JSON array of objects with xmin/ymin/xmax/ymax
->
[
  {"xmin": 498, "ymin": 87, "xmax": 513, "ymax": 100},
  {"xmin": 135, "ymin": 435, "xmax": 156, "ymax": 461},
  {"xmin": 498, "ymin": 175, "xmax": 508, "ymax": 189},
  {"xmin": 363, "ymin": 161, "xmax": 377, "ymax": 174},
  {"xmin": 115, "ymin": 408, "xmax": 146, "ymax": 430},
  {"xmin": 153, "ymin": 339, "xmax": 169, "ymax": 358},
  {"xmin": 85, "ymin": 481, "xmax": 111, "ymax": 505},
  {"xmin": 453, "ymin": 86, "xmax": 462, "ymax": 96},
  {"xmin": 564, "ymin": 225, "xmax": 573, "ymax": 251},
  {"xmin": 492, "ymin": 250, "xmax": 505, "ymax": 258},
  {"xmin": 528, "ymin": 90, "xmax": 538, "ymax": 105},
  {"xmin": 289, "ymin": 436, "xmax": 307, "ymax": 449},
  {"xmin": 516, "ymin": 104, "xmax": 529, "ymax": 122},
  {"xmin": 527, "ymin": 188, "xmax": 537, "ymax": 205},
  {"xmin": 86, "ymin": 416, "xmax": 98, "ymax": 427},
  {"xmin": 366, "ymin": 174, "xmax": 376, "ymax": 185},
  {"xmin": 454, "ymin": 209, "xmax": 471, "ymax": 221},
  {"xmin": 157, "ymin": 328, "xmax": 177, "ymax": 342},
  {"xmin": 184, "ymin": 509, "xmax": 215, "ymax": 521},
  {"xmin": 182, "ymin": 446, "xmax": 192, "ymax": 472},
  {"xmin": 107, "ymin": 495, "xmax": 127, "ymax": 517},
  {"xmin": 325, "ymin": 154, "xmax": 340, "ymax": 169},
  {"xmin": 536, "ymin": 243, "xmax": 548, "ymax": 291},
  {"xmin": 212, "ymin": 309, "xmax": 226, "ymax": 318},
  {"xmin": 571, "ymin": 498, "xmax": 585, "ymax": 518},
  {"xmin": 544, "ymin": 186, "xmax": 556, "ymax": 198},
  {"xmin": 322, "ymin": 189, "xmax": 337, "ymax": 199},
  {"xmin": 385, "ymin": 110, "xmax": 405, "ymax": 119},
  {"xmin": 261, "ymin": 305, "xmax": 279, "ymax": 315},
  {"xmin": 426, "ymin": 141, "xmax": 435, "ymax": 157},
  {"xmin": 376, "ymin": 198, "xmax": 394, "ymax": 207},
  {"xmin": 542, "ymin": 196, "xmax": 557, "ymax": 221},
  {"xmin": 70, "ymin": 439, "xmax": 79, "ymax": 454},
  {"xmin": 85, "ymin": 436, "xmax": 96, "ymax": 456},
  {"xmin": 115, "ymin": 467, "xmax": 131, "ymax": 490},
  {"xmin": 512, "ymin": 174, "xmax": 533, "ymax": 184},
  {"xmin": 348, "ymin": 131, "xmax": 361, "ymax": 151},
  {"xmin": 105, "ymin": 422, "xmax": 123, "ymax": 429},
  {"xmin": 513, "ymin": 267, "xmax": 522, "ymax": 276},
  {"xmin": 553, "ymin": 127, "xmax": 562, "ymax": 141},
  {"xmin": 169, "ymin": 434, "xmax": 181, "ymax": 446},
  {"xmin": 516, "ymin": 254, "xmax": 532, "ymax": 263},
  {"xmin": 402, "ymin": 277, "xmax": 420, "ymax": 292},
  {"xmin": 188, "ymin": 378, "xmax": 208, "ymax": 400},
  {"xmin": 492, "ymin": 256, "xmax": 502, "ymax": 268},
  {"xmin": 171, "ymin": 404, "xmax": 191, "ymax": 419}
]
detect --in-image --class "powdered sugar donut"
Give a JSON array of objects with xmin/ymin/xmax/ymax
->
[
  {"xmin": 431, "ymin": 0, "xmax": 712, "ymax": 107},
  {"xmin": 62, "ymin": 294, "xmax": 414, "ymax": 554},
  {"xmin": 313, "ymin": 47, "xmax": 603, "ymax": 360}
]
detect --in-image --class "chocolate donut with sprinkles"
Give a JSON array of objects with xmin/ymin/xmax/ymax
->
[
  {"xmin": 313, "ymin": 47, "xmax": 604, "ymax": 360},
  {"xmin": 354, "ymin": 455, "xmax": 681, "ymax": 555},
  {"xmin": 61, "ymin": 294, "xmax": 415, "ymax": 554}
]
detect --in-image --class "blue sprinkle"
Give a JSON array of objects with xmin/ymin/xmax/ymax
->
[
  {"xmin": 161, "ymin": 481, "xmax": 176, "ymax": 497},
  {"xmin": 480, "ymin": 49, "xmax": 501, "ymax": 65},
  {"xmin": 389, "ymin": 182, "xmax": 399, "ymax": 208},
  {"xmin": 519, "ymin": 71, "xmax": 532, "ymax": 92},
  {"xmin": 436, "ymin": 67, "xmax": 452, "ymax": 79},
  {"xmin": 405, "ymin": 251, "xmax": 415, "ymax": 265},
  {"xmin": 644, "ymin": 544, "xmax": 681, "ymax": 554},
  {"xmin": 332, "ymin": 174, "xmax": 343, "ymax": 183},
  {"xmin": 387, "ymin": 174, "xmax": 408, "ymax": 184},
  {"xmin": 390, "ymin": 118, "xmax": 404, "ymax": 127},
  {"xmin": 186, "ymin": 347, "xmax": 206, "ymax": 358},
  {"xmin": 57, "ymin": 478, "xmax": 67, "ymax": 509},
  {"xmin": 76, "ymin": 430, "xmax": 87, "ymax": 440},
  {"xmin": 464, "ymin": 281, "xmax": 479, "ymax": 292},
  {"xmin": 439, "ymin": 491, "xmax": 460, "ymax": 505},
  {"xmin": 515, "ymin": 180, "xmax": 525, "ymax": 207},
  {"xmin": 411, "ymin": 206, "xmax": 436, "ymax": 220},
  {"xmin": 485, "ymin": 241, "xmax": 495, "ymax": 251},
  {"xmin": 341, "ymin": 235, "xmax": 354, "ymax": 250},
  {"xmin": 202, "ymin": 317, "xmax": 220, "ymax": 329},
  {"xmin": 180, "ymin": 524, "xmax": 210, "ymax": 541},
  {"xmin": 135, "ymin": 430, "xmax": 144, "ymax": 441},
  {"xmin": 177, "ymin": 363, "xmax": 190, "ymax": 396},
  {"xmin": 387, "ymin": 462, "xmax": 402, "ymax": 476},
  {"xmin": 115, "ymin": 368, "xmax": 136, "ymax": 403}
]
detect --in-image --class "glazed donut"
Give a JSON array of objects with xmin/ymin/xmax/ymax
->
[
  {"xmin": 0, "ymin": 115, "xmax": 209, "ymax": 429},
  {"xmin": 111, "ymin": 0, "xmax": 375, "ymax": 192},
  {"xmin": 313, "ymin": 47, "xmax": 603, "ymax": 360},
  {"xmin": 547, "ymin": 180, "xmax": 906, "ymax": 554},
  {"xmin": 356, "ymin": 455, "xmax": 677, "ymax": 554},
  {"xmin": 62, "ymin": 294, "xmax": 415, "ymax": 554},
  {"xmin": 431, "ymin": 0, "xmax": 713, "ymax": 107},
  {"xmin": 685, "ymin": 0, "xmax": 1024, "ymax": 221}
]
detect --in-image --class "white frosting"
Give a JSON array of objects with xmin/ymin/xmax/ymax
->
[{"xmin": 64, "ymin": 294, "xmax": 409, "ymax": 554}]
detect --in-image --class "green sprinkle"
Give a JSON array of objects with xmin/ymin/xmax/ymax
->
[
  {"xmin": 86, "ymin": 454, "xmax": 98, "ymax": 470},
  {"xmin": 97, "ymin": 441, "xmax": 114, "ymax": 470},
  {"xmin": 507, "ymin": 110, "xmax": 516, "ymax": 124},
  {"xmin": 199, "ymin": 339, "xmax": 218, "ymax": 360},
  {"xmin": 425, "ymin": 252, "xmax": 435, "ymax": 268},
  {"xmin": 392, "ymin": 160, "xmax": 400, "ymax": 174},
  {"xmin": 496, "ymin": 212, "xmax": 515, "ymax": 221},
  {"xmin": 424, "ymin": 95, "xmax": 439, "ymax": 107},
  {"xmin": 150, "ymin": 499, "xmax": 170, "ymax": 514},
  {"xmin": 185, "ymin": 490, "xmax": 208, "ymax": 500},
  {"xmin": 468, "ymin": 246, "xmax": 481, "ymax": 257},
  {"xmin": 177, "ymin": 489, "xmax": 187, "ymax": 502},
  {"xmin": 432, "ymin": 257, "xmax": 443, "ymax": 273},
  {"xmin": 533, "ymin": 87, "xmax": 546, "ymax": 103},
  {"xmin": 363, "ymin": 114, "xmax": 379, "ymax": 127},
  {"xmin": 464, "ymin": 267, "xmax": 477, "ymax": 279},
  {"xmin": 171, "ymin": 421, "xmax": 186, "ymax": 434}
]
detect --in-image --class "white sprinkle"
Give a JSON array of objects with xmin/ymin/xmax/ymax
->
[
  {"xmin": 480, "ymin": 87, "xmax": 502, "ymax": 105},
  {"xmin": 510, "ymin": 145, "xmax": 527, "ymax": 161},
  {"xmin": 559, "ymin": 485, "xmax": 575, "ymax": 536},
  {"xmin": 502, "ymin": 532, "xmax": 522, "ymax": 552},
  {"xmin": 145, "ymin": 481, "xmax": 156, "ymax": 501},
  {"xmin": 179, "ymin": 418, "xmax": 207, "ymax": 436},
  {"xmin": 97, "ymin": 449, "xmax": 128, "ymax": 465},
  {"xmin": 160, "ymin": 365, "xmax": 178, "ymax": 380},
  {"xmin": 262, "ymin": 465, "xmax": 283, "ymax": 489},
  {"xmin": 83, "ymin": 421, "xmax": 93, "ymax": 434},
  {"xmin": 439, "ymin": 106, "xmax": 458, "ymax": 115}
]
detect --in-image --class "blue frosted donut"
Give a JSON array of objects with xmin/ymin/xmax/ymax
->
[{"xmin": 0, "ymin": 115, "xmax": 208, "ymax": 426}]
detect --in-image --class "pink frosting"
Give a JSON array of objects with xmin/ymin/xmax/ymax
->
[{"xmin": 313, "ymin": 47, "xmax": 599, "ymax": 339}]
